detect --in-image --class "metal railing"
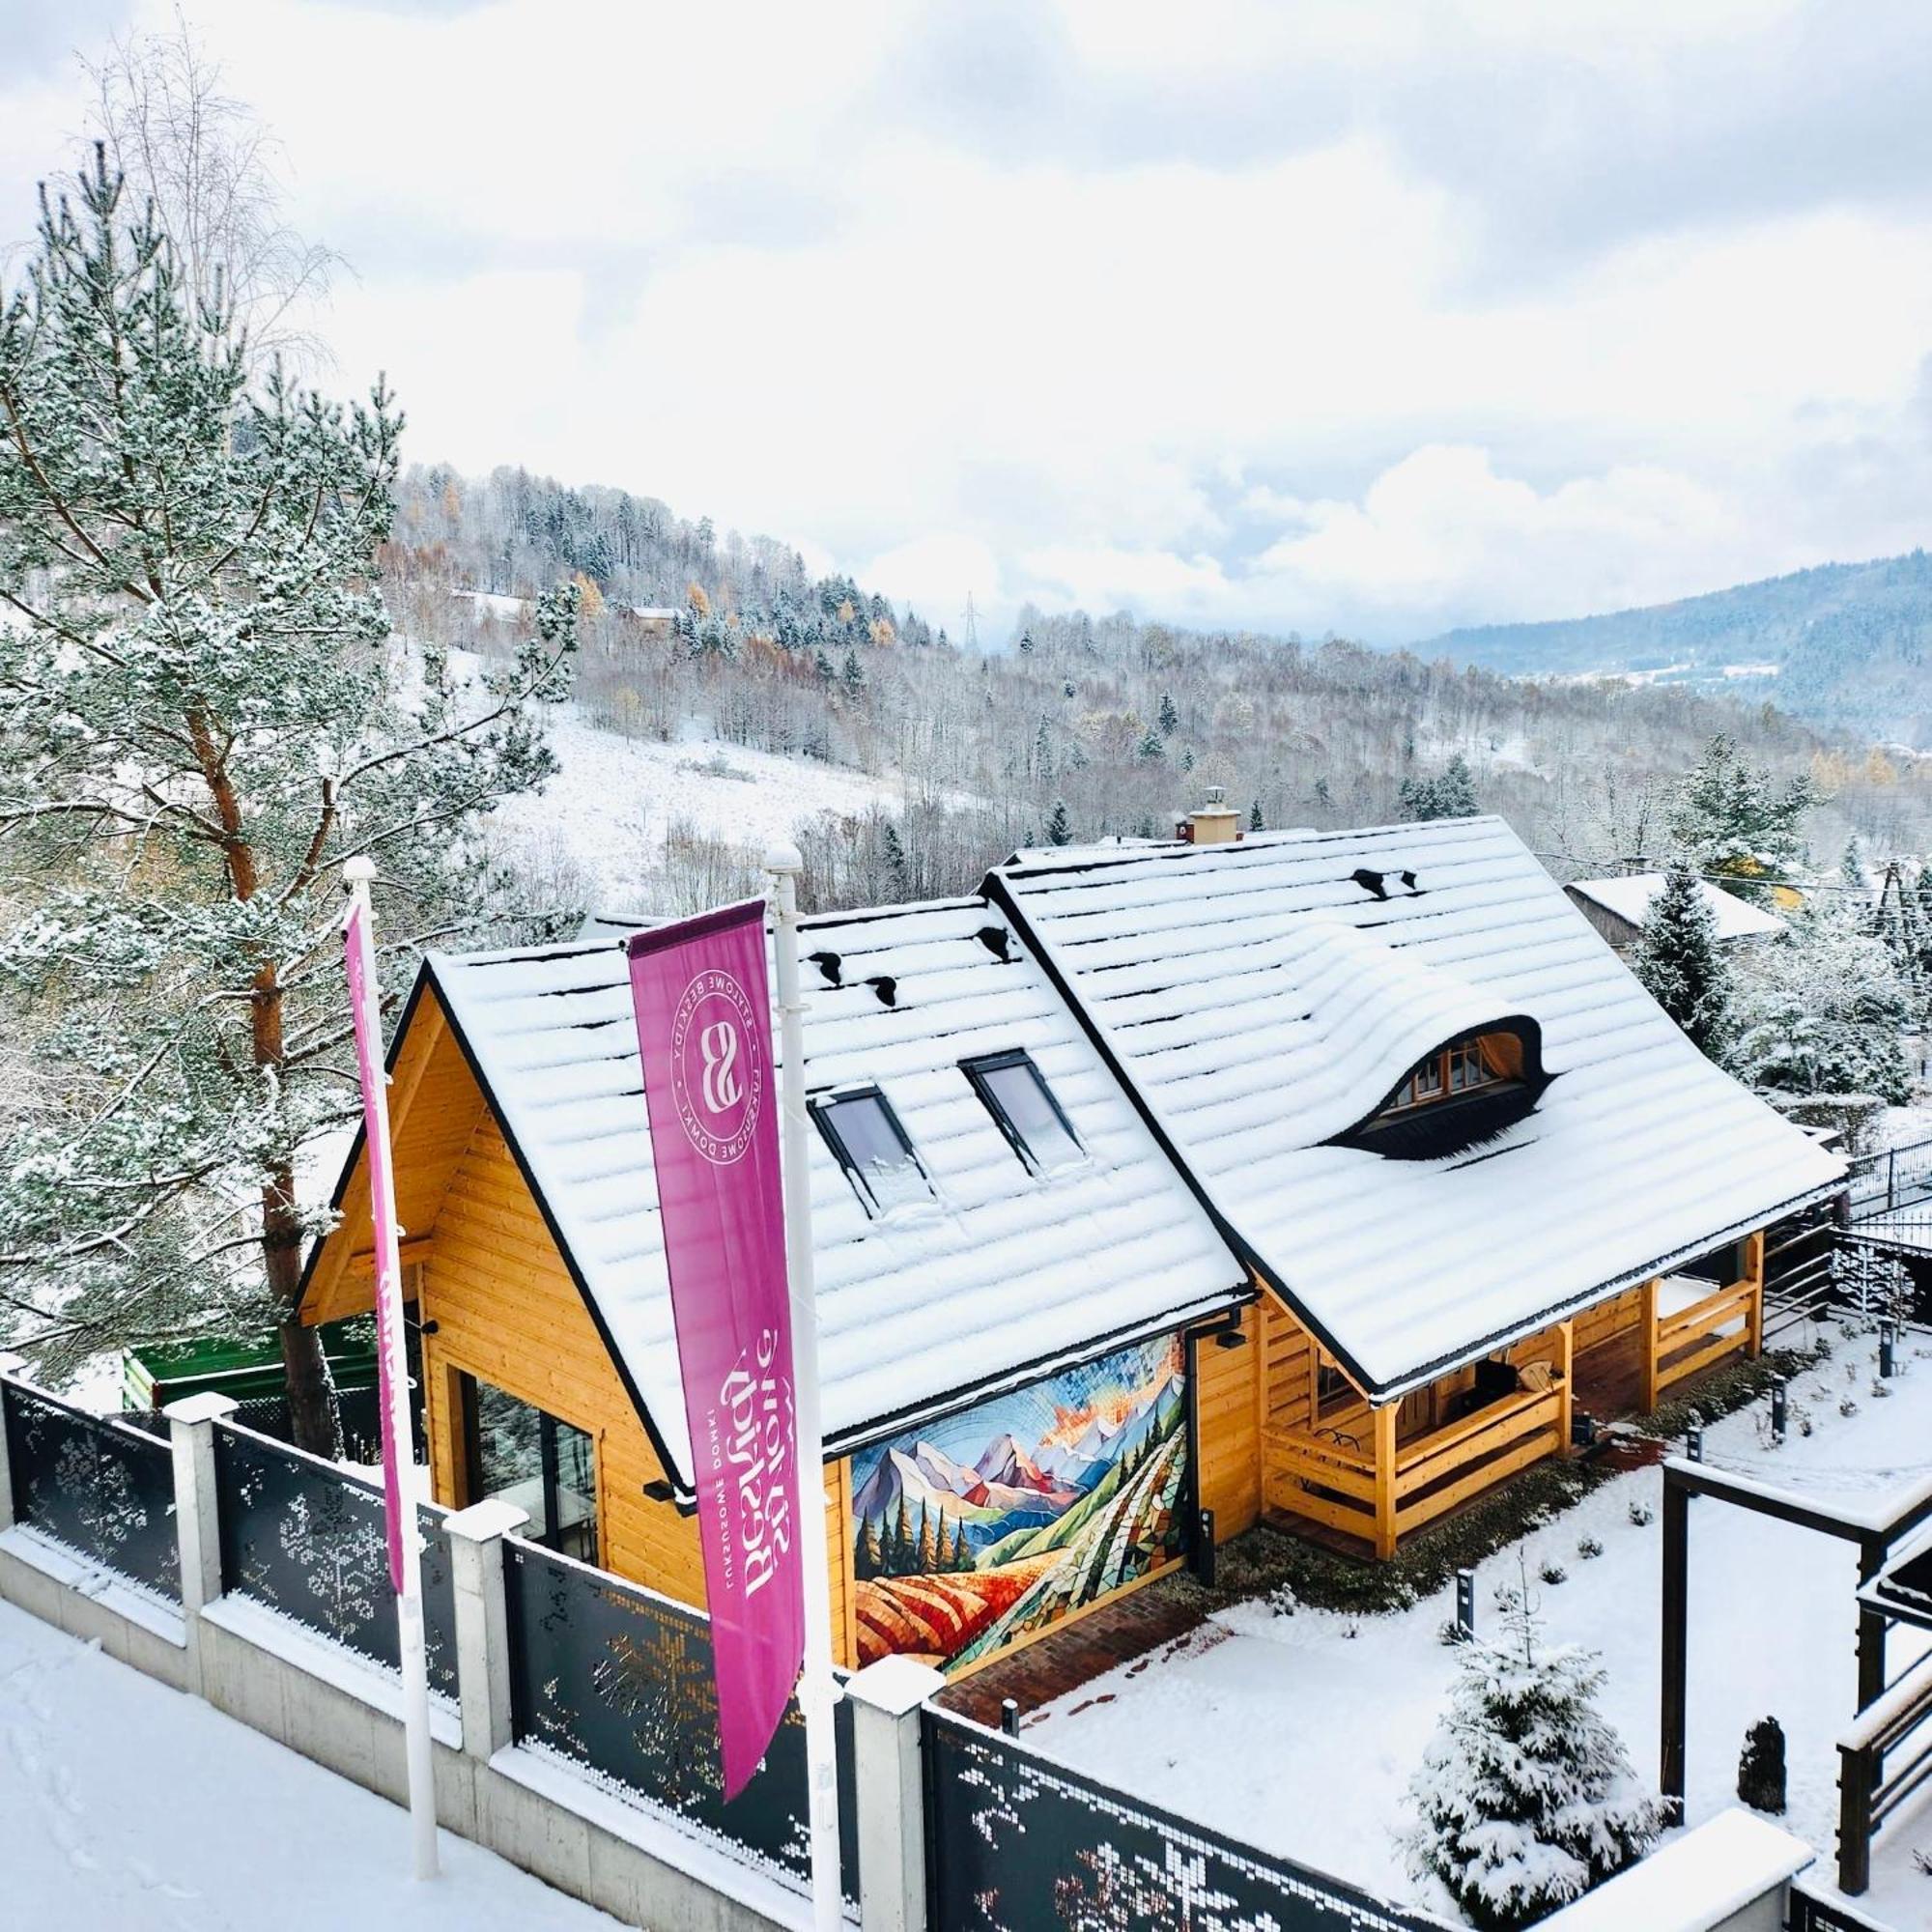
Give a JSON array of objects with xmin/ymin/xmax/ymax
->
[
  {"xmin": 923, "ymin": 1707, "xmax": 1450, "ymax": 1932},
  {"xmin": 1, "ymin": 1372, "xmax": 181, "ymax": 1602},
  {"xmin": 212, "ymin": 1417, "xmax": 459, "ymax": 1699},
  {"xmin": 501, "ymin": 1533, "xmax": 858, "ymax": 1904},
  {"xmin": 1836, "ymin": 1656, "xmax": 1932, "ymax": 1894}
]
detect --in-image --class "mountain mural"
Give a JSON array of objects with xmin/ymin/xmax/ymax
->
[{"xmin": 849, "ymin": 1333, "xmax": 1188, "ymax": 1671}]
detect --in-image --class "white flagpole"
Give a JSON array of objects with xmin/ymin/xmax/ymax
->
[
  {"xmin": 765, "ymin": 841, "xmax": 844, "ymax": 1932},
  {"xmin": 342, "ymin": 856, "xmax": 440, "ymax": 1882}
]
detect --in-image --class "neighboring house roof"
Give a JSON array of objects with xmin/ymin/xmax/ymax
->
[
  {"xmin": 988, "ymin": 816, "xmax": 1846, "ymax": 1402},
  {"xmin": 1567, "ymin": 871, "xmax": 1786, "ymax": 941},
  {"xmin": 305, "ymin": 897, "xmax": 1246, "ymax": 1495}
]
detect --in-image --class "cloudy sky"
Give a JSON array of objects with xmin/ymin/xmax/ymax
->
[{"xmin": 6, "ymin": 0, "xmax": 1932, "ymax": 643}]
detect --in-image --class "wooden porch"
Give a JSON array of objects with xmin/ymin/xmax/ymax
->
[{"xmin": 1259, "ymin": 1236, "xmax": 1766, "ymax": 1559}]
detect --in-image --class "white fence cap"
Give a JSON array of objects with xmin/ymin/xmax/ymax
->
[{"xmin": 1540, "ymin": 1808, "xmax": 1813, "ymax": 1930}]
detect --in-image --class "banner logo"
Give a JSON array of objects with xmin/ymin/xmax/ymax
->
[{"xmin": 669, "ymin": 968, "xmax": 763, "ymax": 1164}]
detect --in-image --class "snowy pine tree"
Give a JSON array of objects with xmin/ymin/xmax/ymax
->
[
  {"xmin": 1046, "ymin": 798, "xmax": 1072, "ymax": 846},
  {"xmin": 1633, "ymin": 863, "xmax": 1733, "ymax": 1059},
  {"xmin": 1405, "ymin": 1574, "xmax": 1666, "ymax": 1930},
  {"xmin": 1157, "ymin": 691, "xmax": 1179, "ymax": 737},
  {"xmin": 1400, "ymin": 754, "xmax": 1479, "ymax": 822},
  {"xmin": 1728, "ymin": 893, "xmax": 1914, "ymax": 1102},
  {"xmin": 0, "ymin": 150, "xmax": 575, "ymax": 1449},
  {"xmin": 1668, "ymin": 734, "xmax": 1811, "ymax": 905}
]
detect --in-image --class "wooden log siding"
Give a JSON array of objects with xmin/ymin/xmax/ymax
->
[
  {"xmin": 1195, "ymin": 1303, "xmax": 1264, "ymax": 1540},
  {"xmin": 306, "ymin": 1046, "xmax": 860, "ymax": 1667}
]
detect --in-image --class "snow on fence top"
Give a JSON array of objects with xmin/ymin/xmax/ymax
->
[
  {"xmin": 1536, "ymin": 1807, "xmax": 1812, "ymax": 1929},
  {"xmin": 990, "ymin": 816, "xmax": 1846, "ymax": 1400},
  {"xmin": 1566, "ymin": 870, "xmax": 1786, "ymax": 941},
  {"xmin": 420, "ymin": 896, "xmax": 1246, "ymax": 1492}
]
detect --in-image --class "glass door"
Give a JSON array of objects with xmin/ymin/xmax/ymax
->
[{"xmin": 460, "ymin": 1373, "xmax": 599, "ymax": 1563}]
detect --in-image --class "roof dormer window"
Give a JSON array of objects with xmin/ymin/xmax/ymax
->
[
  {"xmin": 963, "ymin": 1050, "xmax": 1084, "ymax": 1174},
  {"xmin": 1326, "ymin": 1019, "xmax": 1550, "ymax": 1160},
  {"xmin": 810, "ymin": 1088, "xmax": 931, "ymax": 1214}
]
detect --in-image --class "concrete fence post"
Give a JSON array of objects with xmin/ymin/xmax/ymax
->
[
  {"xmin": 445, "ymin": 1498, "xmax": 528, "ymax": 1763},
  {"xmin": 0, "ymin": 1353, "xmax": 24, "ymax": 1533},
  {"xmin": 164, "ymin": 1391, "xmax": 239, "ymax": 1695},
  {"xmin": 846, "ymin": 1655, "xmax": 946, "ymax": 1932}
]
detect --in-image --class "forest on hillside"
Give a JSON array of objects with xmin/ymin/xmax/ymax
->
[
  {"xmin": 1422, "ymin": 552, "xmax": 1932, "ymax": 750},
  {"xmin": 383, "ymin": 466, "xmax": 1932, "ymax": 918}
]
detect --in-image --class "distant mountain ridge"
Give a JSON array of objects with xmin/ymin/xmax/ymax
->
[{"xmin": 1415, "ymin": 551, "xmax": 1932, "ymax": 749}]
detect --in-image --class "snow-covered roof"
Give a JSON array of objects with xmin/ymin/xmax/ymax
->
[
  {"xmin": 1566, "ymin": 871, "xmax": 1785, "ymax": 941},
  {"xmin": 412, "ymin": 898, "xmax": 1246, "ymax": 1492},
  {"xmin": 989, "ymin": 817, "xmax": 1846, "ymax": 1400}
]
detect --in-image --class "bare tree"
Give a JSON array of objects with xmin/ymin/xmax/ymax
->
[{"xmin": 82, "ymin": 9, "xmax": 341, "ymax": 369}]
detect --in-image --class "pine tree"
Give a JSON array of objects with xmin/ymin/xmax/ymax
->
[
  {"xmin": 841, "ymin": 649, "xmax": 866, "ymax": 696},
  {"xmin": 880, "ymin": 819, "xmax": 910, "ymax": 897},
  {"xmin": 1633, "ymin": 864, "xmax": 1733, "ymax": 1060},
  {"xmin": 1249, "ymin": 800, "xmax": 1264, "ymax": 833},
  {"xmin": 1668, "ymin": 734, "xmax": 1812, "ymax": 905},
  {"xmin": 812, "ymin": 646, "xmax": 836, "ymax": 684},
  {"xmin": 915, "ymin": 1501, "xmax": 937, "ymax": 1573},
  {"xmin": 1135, "ymin": 728, "xmax": 1165, "ymax": 762},
  {"xmin": 0, "ymin": 150, "xmax": 575, "ymax": 1448},
  {"xmin": 1046, "ymin": 799, "xmax": 1072, "ymax": 846},
  {"xmin": 1157, "ymin": 692, "xmax": 1178, "ymax": 737},
  {"xmin": 1729, "ymin": 894, "xmax": 1914, "ymax": 1101},
  {"xmin": 1842, "ymin": 835, "xmax": 1870, "ymax": 893},
  {"xmin": 890, "ymin": 1495, "xmax": 913, "ymax": 1576},
  {"xmin": 1399, "ymin": 754, "xmax": 1479, "ymax": 822},
  {"xmin": 1017, "ymin": 629, "xmax": 1035, "ymax": 655},
  {"xmin": 932, "ymin": 1512, "xmax": 953, "ymax": 1572},
  {"xmin": 1405, "ymin": 1570, "xmax": 1667, "ymax": 1929}
]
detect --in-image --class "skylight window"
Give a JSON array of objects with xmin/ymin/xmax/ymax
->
[
  {"xmin": 964, "ymin": 1051, "xmax": 1084, "ymax": 1174},
  {"xmin": 810, "ymin": 1089, "xmax": 931, "ymax": 1214}
]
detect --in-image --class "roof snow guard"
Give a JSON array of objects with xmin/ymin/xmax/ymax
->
[
  {"xmin": 401, "ymin": 898, "xmax": 1245, "ymax": 1495},
  {"xmin": 989, "ymin": 817, "xmax": 1846, "ymax": 1404}
]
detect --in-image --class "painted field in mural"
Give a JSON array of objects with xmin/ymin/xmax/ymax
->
[{"xmin": 848, "ymin": 1332, "xmax": 1187, "ymax": 1672}]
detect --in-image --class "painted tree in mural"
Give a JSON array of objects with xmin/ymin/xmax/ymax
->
[{"xmin": 0, "ymin": 150, "xmax": 576, "ymax": 1449}]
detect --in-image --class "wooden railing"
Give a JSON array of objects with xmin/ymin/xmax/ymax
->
[
  {"xmin": 1263, "ymin": 1380, "xmax": 1566, "ymax": 1556},
  {"xmin": 1653, "ymin": 1277, "xmax": 1759, "ymax": 1402}
]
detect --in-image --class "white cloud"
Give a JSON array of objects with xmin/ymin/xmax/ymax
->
[{"xmin": 7, "ymin": 0, "xmax": 1932, "ymax": 643}]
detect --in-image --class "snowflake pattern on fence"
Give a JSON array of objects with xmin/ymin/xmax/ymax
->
[
  {"xmin": 502, "ymin": 1542, "xmax": 845, "ymax": 1896},
  {"xmin": 6, "ymin": 1387, "xmax": 181, "ymax": 1601},
  {"xmin": 212, "ymin": 1425, "xmax": 459, "ymax": 1695},
  {"xmin": 925, "ymin": 1719, "xmax": 1443, "ymax": 1932}
]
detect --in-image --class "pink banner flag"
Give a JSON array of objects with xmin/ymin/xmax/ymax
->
[
  {"xmin": 626, "ymin": 902, "xmax": 804, "ymax": 1800},
  {"xmin": 344, "ymin": 895, "xmax": 409, "ymax": 1595}
]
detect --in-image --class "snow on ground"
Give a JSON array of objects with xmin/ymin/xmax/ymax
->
[
  {"xmin": 0, "ymin": 1596, "xmax": 621, "ymax": 1931},
  {"xmin": 495, "ymin": 705, "xmax": 958, "ymax": 906},
  {"xmin": 1025, "ymin": 1327, "xmax": 1932, "ymax": 1927}
]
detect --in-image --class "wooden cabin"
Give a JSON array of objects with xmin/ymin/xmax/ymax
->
[
  {"xmin": 298, "ymin": 898, "xmax": 1250, "ymax": 1676},
  {"xmin": 302, "ymin": 813, "xmax": 1846, "ymax": 1682},
  {"xmin": 988, "ymin": 813, "xmax": 1843, "ymax": 1559},
  {"xmin": 1564, "ymin": 871, "xmax": 1785, "ymax": 955}
]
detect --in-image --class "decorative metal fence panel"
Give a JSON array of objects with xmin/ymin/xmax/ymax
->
[
  {"xmin": 924, "ymin": 1711, "xmax": 1449, "ymax": 1932},
  {"xmin": 1788, "ymin": 1884, "xmax": 1887, "ymax": 1932},
  {"xmin": 212, "ymin": 1421, "xmax": 458, "ymax": 1699},
  {"xmin": 1, "ymin": 1378, "xmax": 181, "ymax": 1602},
  {"xmin": 502, "ymin": 1536, "xmax": 858, "ymax": 1902}
]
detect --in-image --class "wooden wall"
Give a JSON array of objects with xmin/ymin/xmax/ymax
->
[
  {"xmin": 1194, "ymin": 1304, "xmax": 1262, "ymax": 1540},
  {"xmin": 1574, "ymin": 1285, "xmax": 1645, "ymax": 1355},
  {"xmin": 306, "ymin": 1029, "xmax": 857, "ymax": 1666}
]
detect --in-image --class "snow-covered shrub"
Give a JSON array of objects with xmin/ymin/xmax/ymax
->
[
  {"xmin": 1577, "ymin": 1536, "xmax": 1604, "ymax": 1561},
  {"xmin": 1404, "ymin": 1581, "xmax": 1668, "ymax": 1930},
  {"xmin": 1840, "ymin": 1397, "xmax": 1861, "ymax": 1418},
  {"xmin": 1439, "ymin": 1618, "xmax": 1474, "ymax": 1647},
  {"xmin": 1873, "ymin": 1378, "xmax": 1894, "ymax": 1400},
  {"xmin": 1539, "ymin": 1561, "xmax": 1568, "ymax": 1586},
  {"xmin": 1628, "ymin": 1500, "xmax": 1655, "ymax": 1528},
  {"xmin": 1737, "ymin": 1717, "xmax": 1786, "ymax": 1814}
]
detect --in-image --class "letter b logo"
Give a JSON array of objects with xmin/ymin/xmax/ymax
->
[{"xmin": 699, "ymin": 1020, "xmax": 743, "ymax": 1114}]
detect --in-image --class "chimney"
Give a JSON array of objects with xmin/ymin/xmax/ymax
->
[{"xmin": 1179, "ymin": 785, "xmax": 1242, "ymax": 846}]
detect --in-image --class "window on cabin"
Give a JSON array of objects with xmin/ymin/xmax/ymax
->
[
  {"xmin": 811, "ymin": 1089, "xmax": 932, "ymax": 1213},
  {"xmin": 459, "ymin": 1374, "xmax": 597, "ymax": 1563},
  {"xmin": 963, "ymin": 1050, "xmax": 1084, "ymax": 1174},
  {"xmin": 1385, "ymin": 1037, "xmax": 1506, "ymax": 1114}
]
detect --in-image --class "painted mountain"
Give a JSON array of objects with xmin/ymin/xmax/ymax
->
[{"xmin": 849, "ymin": 1333, "xmax": 1188, "ymax": 1672}]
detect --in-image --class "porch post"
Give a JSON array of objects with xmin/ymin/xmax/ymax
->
[
  {"xmin": 1557, "ymin": 1321, "xmax": 1574, "ymax": 1450},
  {"xmin": 1639, "ymin": 1277, "xmax": 1662, "ymax": 1414},
  {"xmin": 1744, "ymin": 1232, "xmax": 1766, "ymax": 1359},
  {"xmin": 1372, "ymin": 1402, "xmax": 1398, "ymax": 1560}
]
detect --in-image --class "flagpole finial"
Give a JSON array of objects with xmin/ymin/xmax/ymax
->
[
  {"xmin": 763, "ymin": 840, "xmax": 803, "ymax": 877},
  {"xmin": 341, "ymin": 854, "xmax": 378, "ymax": 889}
]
